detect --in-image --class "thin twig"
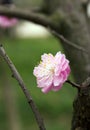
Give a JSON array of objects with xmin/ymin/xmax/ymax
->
[
  {"xmin": 67, "ymin": 78, "xmax": 90, "ymax": 89},
  {"xmin": 0, "ymin": 44, "xmax": 46, "ymax": 130},
  {"xmin": 52, "ymin": 31, "xmax": 87, "ymax": 53},
  {"xmin": 66, "ymin": 80, "xmax": 80, "ymax": 88}
]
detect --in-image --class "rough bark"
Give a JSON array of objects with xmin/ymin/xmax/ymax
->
[
  {"xmin": 72, "ymin": 78, "xmax": 90, "ymax": 130},
  {"xmin": 41, "ymin": 0, "xmax": 90, "ymax": 84},
  {"xmin": 41, "ymin": 0, "xmax": 90, "ymax": 130}
]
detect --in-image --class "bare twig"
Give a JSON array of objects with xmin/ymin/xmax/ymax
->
[
  {"xmin": 67, "ymin": 77, "xmax": 90, "ymax": 89},
  {"xmin": 66, "ymin": 80, "xmax": 80, "ymax": 88},
  {"xmin": 0, "ymin": 44, "xmax": 46, "ymax": 130},
  {"xmin": 52, "ymin": 31, "xmax": 87, "ymax": 53}
]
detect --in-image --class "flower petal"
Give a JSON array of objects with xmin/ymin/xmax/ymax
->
[
  {"xmin": 41, "ymin": 85, "xmax": 53, "ymax": 93},
  {"xmin": 62, "ymin": 60, "xmax": 69, "ymax": 71},
  {"xmin": 53, "ymin": 75, "xmax": 63, "ymax": 86},
  {"xmin": 41, "ymin": 53, "xmax": 54, "ymax": 62},
  {"xmin": 37, "ymin": 75, "xmax": 53, "ymax": 88},
  {"xmin": 52, "ymin": 84, "xmax": 63, "ymax": 91}
]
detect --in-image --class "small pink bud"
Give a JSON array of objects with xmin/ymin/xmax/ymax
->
[{"xmin": 0, "ymin": 16, "xmax": 18, "ymax": 28}]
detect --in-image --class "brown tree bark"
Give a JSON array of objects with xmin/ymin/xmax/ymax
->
[
  {"xmin": 41, "ymin": 0, "xmax": 90, "ymax": 84},
  {"xmin": 71, "ymin": 78, "xmax": 90, "ymax": 130},
  {"xmin": 41, "ymin": 0, "xmax": 90, "ymax": 130}
]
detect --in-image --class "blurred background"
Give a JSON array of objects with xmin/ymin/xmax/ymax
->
[{"xmin": 0, "ymin": 0, "xmax": 77, "ymax": 130}]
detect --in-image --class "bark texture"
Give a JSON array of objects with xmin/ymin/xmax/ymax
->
[
  {"xmin": 41, "ymin": 0, "xmax": 90, "ymax": 130},
  {"xmin": 41, "ymin": 0, "xmax": 90, "ymax": 84},
  {"xmin": 72, "ymin": 84, "xmax": 90, "ymax": 130}
]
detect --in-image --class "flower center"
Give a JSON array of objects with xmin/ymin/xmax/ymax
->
[{"xmin": 42, "ymin": 62, "xmax": 55, "ymax": 76}]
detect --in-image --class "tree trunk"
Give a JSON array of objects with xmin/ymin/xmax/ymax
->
[
  {"xmin": 72, "ymin": 80, "xmax": 90, "ymax": 130},
  {"xmin": 41, "ymin": 0, "xmax": 90, "ymax": 130},
  {"xmin": 41, "ymin": 0, "xmax": 90, "ymax": 84}
]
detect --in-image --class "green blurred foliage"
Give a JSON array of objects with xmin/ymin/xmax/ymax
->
[{"xmin": 0, "ymin": 36, "xmax": 76, "ymax": 130}]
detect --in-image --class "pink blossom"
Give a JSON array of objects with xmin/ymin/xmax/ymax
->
[
  {"xmin": 0, "ymin": 16, "xmax": 18, "ymax": 28},
  {"xmin": 33, "ymin": 52, "xmax": 70, "ymax": 93}
]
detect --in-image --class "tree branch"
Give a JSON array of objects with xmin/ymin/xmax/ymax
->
[
  {"xmin": 51, "ymin": 31, "xmax": 87, "ymax": 53},
  {"xmin": 0, "ymin": 44, "xmax": 46, "ymax": 130},
  {"xmin": 0, "ymin": 6, "xmax": 86, "ymax": 53},
  {"xmin": 66, "ymin": 80, "xmax": 80, "ymax": 88},
  {"xmin": 0, "ymin": 6, "xmax": 57, "ymax": 30},
  {"xmin": 66, "ymin": 77, "xmax": 90, "ymax": 90}
]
